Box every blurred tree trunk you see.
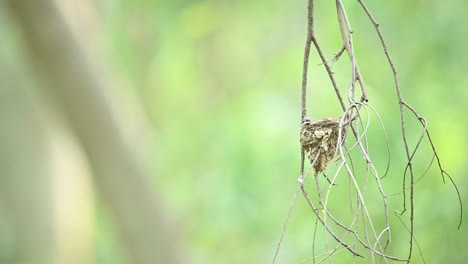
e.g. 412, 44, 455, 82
5, 1, 183, 264
0, 80, 53, 263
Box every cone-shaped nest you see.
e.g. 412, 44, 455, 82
300, 117, 347, 172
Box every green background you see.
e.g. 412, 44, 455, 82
0, 0, 467, 263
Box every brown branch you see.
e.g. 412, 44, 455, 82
355, 1, 416, 261
272, 163, 315, 263
356, 1, 462, 261
403, 103, 463, 229
291, 0, 457, 262
301, 176, 364, 258
336, 0, 368, 102
301, 0, 315, 121
311, 36, 347, 111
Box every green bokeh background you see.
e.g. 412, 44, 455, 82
0, 0, 467, 263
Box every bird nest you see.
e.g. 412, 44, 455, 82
300, 117, 348, 172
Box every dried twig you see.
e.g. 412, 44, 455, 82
357, 1, 462, 262
274, 0, 460, 263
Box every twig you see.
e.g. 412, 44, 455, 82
403, 102, 463, 229
301, 0, 315, 121
357, 2, 462, 262
395, 212, 427, 264
272, 160, 316, 264
301, 178, 364, 258
336, 0, 368, 103
355, 1, 416, 261
282, 0, 459, 262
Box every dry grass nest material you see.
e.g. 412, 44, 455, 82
300, 117, 348, 172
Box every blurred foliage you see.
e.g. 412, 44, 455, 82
1, 0, 467, 263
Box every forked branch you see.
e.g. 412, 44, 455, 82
274, 1, 460, 263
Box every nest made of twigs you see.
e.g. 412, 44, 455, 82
300, 117, 348, 173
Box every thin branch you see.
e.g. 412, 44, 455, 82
311, 36, 347, 111
403, 102, 463, 229
364, 103, 391, 179
395, 212, 426, 264
356, 1, 416, 261
357, 1, 462, 261
286, 0, 458, 263
301, 0, 315, 121
336, 0, 368, 102
301, 180, 364, 258
272, 164, 314, 263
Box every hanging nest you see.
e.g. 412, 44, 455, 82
300, 117, 348, 172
